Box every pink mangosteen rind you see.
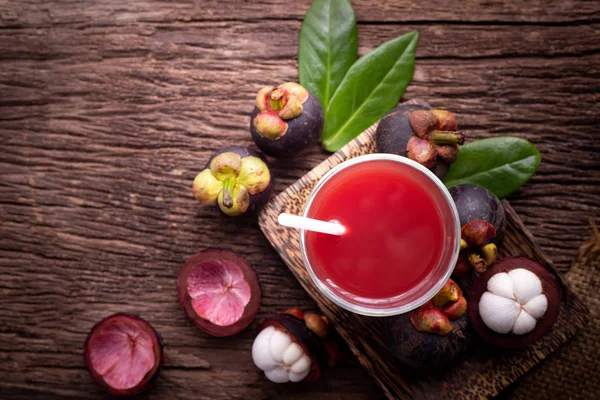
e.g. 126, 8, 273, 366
177, 249, 261, 337
84, 313, 164, 397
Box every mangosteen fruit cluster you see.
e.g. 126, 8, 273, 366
84, 314, 163, 396
469, 257, 561, 348
177, 249, 261, 337
450, 184, 506, 276
252, 309, 339, 383
250, 82, 324, 157
179, 82, 334, 387
386, 279, 471, 369
376, 104, 465, 178
192, 82, 325, 217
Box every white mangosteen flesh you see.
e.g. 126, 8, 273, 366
523, 294, 548, 319
479, 268, 548, 335
486, 272, 515, 299
508, 268, 543, 303
252, 326, 311, 383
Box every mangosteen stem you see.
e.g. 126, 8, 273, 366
428, 131, 465, 145
269, 89, 285, 111
222, 179, 234, 208
468, 252, 487, 273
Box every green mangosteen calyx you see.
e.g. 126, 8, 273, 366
410, 279, 467, 335
253, 83, 309, 140
193, 151, 271, 217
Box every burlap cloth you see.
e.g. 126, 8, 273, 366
508, 221, 600, 400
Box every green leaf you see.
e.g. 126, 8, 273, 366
298, 0, 358, 108
321, 31, 418, 152
443, 137, 542, 198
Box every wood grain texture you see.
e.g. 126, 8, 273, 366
0, 0, 599, 398
258, 107, 589, 399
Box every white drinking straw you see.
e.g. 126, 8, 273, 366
277, 213, 346, 236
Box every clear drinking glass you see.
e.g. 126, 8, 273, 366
299, 154, 461, 317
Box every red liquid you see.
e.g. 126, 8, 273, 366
305, 160, 447, 299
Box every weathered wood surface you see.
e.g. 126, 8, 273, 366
258, 115, 589, 400
0, 0, 598, 399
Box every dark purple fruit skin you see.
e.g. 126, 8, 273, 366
376, 103, 449, 178
449, 184, 506, 247
261, 314, 326, 382
250, 91, 323, 158
84, 313, 164, 397
376, 103, 431, 157
205, 145, 273, 215
385, 312, 472, 370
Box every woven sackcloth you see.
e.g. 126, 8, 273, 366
510, 221, 600, 400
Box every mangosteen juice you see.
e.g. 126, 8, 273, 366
302, 155, 460, 315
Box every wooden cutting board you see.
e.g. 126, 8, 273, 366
257, 100, 589, 400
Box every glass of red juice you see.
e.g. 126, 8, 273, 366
300, 154, 461, 316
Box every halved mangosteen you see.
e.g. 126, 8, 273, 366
177, 249, 261, 337
252, 313, 326, 383
84, 313, 163, 396
468, 257, 561, 348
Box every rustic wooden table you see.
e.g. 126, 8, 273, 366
1, 1, 598, 399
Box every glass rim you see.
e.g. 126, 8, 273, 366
299, 153, 461, 317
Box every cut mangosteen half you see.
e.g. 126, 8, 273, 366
252, 314, 324, 383
468, 257, 561, 348
84, 313, 163, 396
177, 249, 261, 337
